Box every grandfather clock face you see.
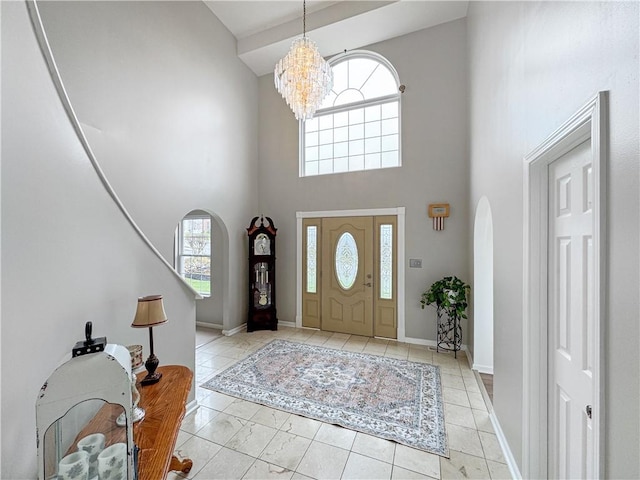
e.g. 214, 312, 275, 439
254, 233, 271, 255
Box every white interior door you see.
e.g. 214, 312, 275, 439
547, 139, 595, 479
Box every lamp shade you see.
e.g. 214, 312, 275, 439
131, 295, 168, 328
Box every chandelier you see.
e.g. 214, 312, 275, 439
274, 0, 333, 121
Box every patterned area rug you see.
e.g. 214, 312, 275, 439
202, 339, 449, 457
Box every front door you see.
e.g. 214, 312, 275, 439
547, 139, 595, 479
320, 216, 374, 336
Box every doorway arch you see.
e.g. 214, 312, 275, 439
473, 196, 494, 373
175, 209, 230, 331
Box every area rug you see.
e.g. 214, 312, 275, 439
202, 339, 448, 457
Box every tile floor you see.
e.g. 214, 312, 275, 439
196, 327, 224, 349
169, 327, 512, 480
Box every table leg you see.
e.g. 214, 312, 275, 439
170, 454, 193, 474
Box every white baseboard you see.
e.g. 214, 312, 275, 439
403, 336, 468, 352
287, 322, 469, 353
402, 336, 436, 347
473, 363, 494, 375
185, 399, 199, 417
465, 349, 474, 370
222, 321, 296, 334
490, 410, 522, 479
472, 361, 518, 479
196, 321, 223, 330
222, 323, 246, 336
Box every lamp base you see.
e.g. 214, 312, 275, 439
141, 352, 162, 386
141, 371, 162, 386
116, 406, 145, 427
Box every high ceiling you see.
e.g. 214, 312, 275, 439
203, 1, 469, 76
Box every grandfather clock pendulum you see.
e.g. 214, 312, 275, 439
247, 215, 277, 331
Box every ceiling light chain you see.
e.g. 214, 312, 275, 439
274, 0, 333, 121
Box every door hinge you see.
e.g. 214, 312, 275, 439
586, 405, 592, 419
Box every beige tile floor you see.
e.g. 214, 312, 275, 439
169, 327, 512, 480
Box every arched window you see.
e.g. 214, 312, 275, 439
175, 212, 211, 297
301, 51, 401, 177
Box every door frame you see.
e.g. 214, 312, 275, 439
522, 92, 607, 479
296, 207, 406, 340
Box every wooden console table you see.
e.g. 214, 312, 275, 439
136, 365, 193, 480
68, 365, 193, 480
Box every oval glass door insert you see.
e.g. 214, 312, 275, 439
335, 232, 358, 289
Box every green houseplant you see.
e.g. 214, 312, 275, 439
420, 276, 470, 355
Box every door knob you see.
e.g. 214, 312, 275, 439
363, 282, 372, 287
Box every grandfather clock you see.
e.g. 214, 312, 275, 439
247, 216, 277, 331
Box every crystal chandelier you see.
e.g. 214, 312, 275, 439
274, 0, 333, 121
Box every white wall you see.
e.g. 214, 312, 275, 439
1, 1, 258, 477
1, 3, 196, 478
467, 2, 639, 477
258, 18, 470, 342
37, 0, 259, 332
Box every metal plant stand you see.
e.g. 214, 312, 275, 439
436, 312, 462, 358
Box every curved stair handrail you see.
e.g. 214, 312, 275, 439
26, 0, 202, 299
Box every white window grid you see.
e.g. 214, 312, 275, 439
176, 216, 211, 297
300, 52, 402, 177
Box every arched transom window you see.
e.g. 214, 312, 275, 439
301, 51, 401, 177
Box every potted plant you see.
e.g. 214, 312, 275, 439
420, 276, 470, 356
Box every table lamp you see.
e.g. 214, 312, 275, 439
131, 295, 168, 386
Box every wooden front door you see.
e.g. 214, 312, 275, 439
302, 215, 397, 338
321, 216, 374, 336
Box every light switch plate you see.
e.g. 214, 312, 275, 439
409, 258, 422, 268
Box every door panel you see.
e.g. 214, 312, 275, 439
302, 219, 321, 328
374, 216, 397, 338
548, 140, 594, 479
321, 216, 373, 336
